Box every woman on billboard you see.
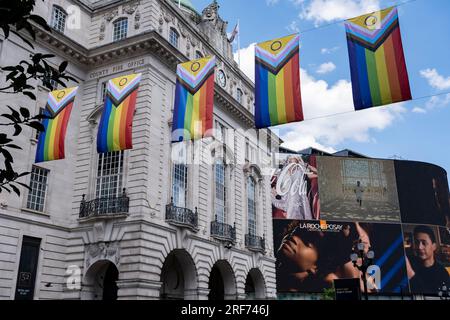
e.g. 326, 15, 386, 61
271, 155, 318, 220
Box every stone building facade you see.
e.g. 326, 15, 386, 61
0, 0, 279, 300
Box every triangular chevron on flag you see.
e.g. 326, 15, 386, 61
107, 73, 142, 107
255, 34, 300, 74
45, 87, 78, 118
176, 56, 216, 94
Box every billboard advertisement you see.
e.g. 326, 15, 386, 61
273, 219, 407, 294
272, 154, 450, 296
395, 161, 450, 227
403, 224, 450, 294
271, 154, 320, 220
317, 157, 400, 222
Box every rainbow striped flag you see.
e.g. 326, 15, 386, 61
171, 56, 215, 142
97, 73, 142, 153
35, 87, 78, 163
345, 7, 411, 110
255, 34, 303, 129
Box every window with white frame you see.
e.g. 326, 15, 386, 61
113, 18, 128, 42
51, 6, 67, 33
169, 28, 179, 48
236, 88, 243, 104
247, 177, 257, 236
101, 81, 108, 102
215, 160, 226, 223
26, 166, 49, 212
172, 145, 188, 207
95, 151, 124, 199
245, 137, 250, 161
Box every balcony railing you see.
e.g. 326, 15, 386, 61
79, 189, 129, 219
165, 198, 198, 230
211, 220, 236, 243
245, 234, 265, 253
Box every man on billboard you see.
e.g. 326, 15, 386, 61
354, 181, 364, 207
406, 225, 450, 294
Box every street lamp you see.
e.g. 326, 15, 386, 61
438, 282, 449, 300
350, 238, 375, 301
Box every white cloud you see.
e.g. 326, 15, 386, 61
321, 46, 340, 54
300, 0, 380, 25
412, 107, 427, 114
420, 68, 450, 90
316, 62, 336, 74
286, 20, 300, 33
234, 43, 406, 152
266, 0, 280, 6
425, 93, 450, 110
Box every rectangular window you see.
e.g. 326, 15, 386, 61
101, 81, 108, 102
51, 6, 67, 33
172, 164, 188, 208
26, 166, 49, 212
113, 18, 128, 42
247, 179, 257, 236
245, 138, 249, 161
95, 151, 124, 199
34, 108, 45, 140
15, 236, 41, 300
215, 162, 226, 223
169, 28, 179, 48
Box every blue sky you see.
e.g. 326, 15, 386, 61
191, 0, 450, 174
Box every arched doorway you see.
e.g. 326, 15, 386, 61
208, 260, 236, 300
160, 249, 198, 300
82, 260, 119, 300
245, 268, 266, 299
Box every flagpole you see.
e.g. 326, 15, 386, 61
237, 19, 241, 69
178, 0, 181, 8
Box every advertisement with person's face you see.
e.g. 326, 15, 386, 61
274, 219, 407, 294
271, 154, 320, 220
395, 161, 450, 227
317, 157, 401, 222
403, 224, 450, 295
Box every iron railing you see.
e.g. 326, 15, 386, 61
165, 198, 198, 230
211, 220, 236, 243
245, 234, 265, 253
79, 188, 129, 218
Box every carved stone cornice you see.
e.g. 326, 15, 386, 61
215, 85, 254, 128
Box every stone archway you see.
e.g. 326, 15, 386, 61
208, 260, 237, 300
82, 260, 119, 300
245, 268, 266, 299
160, 249, 198, 300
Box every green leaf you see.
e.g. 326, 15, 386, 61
17, 182, 31, 191
6, 106, 21, 122
1, 186, 11, 193
1, 114, 17, 123
1, 148, 14, 163
29, 15, 51, 31
13, 125, 22, 136
27, 121, 45, 132
0, 135, 13, 144
4, 144, 22, 150
20, 107, 30, 118
10, 184, 20, 196
59, 61, 68, 73
2, 66, 17, 71
23, 91, 36, 100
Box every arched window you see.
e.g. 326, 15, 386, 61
215, 159, 227, 223
236, 88, 243, 104
247, 177, 256, 236
113, 18, 128, 42
195, 51, 203, 59
169, 28, 180, 48
51, 6, 67, 33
